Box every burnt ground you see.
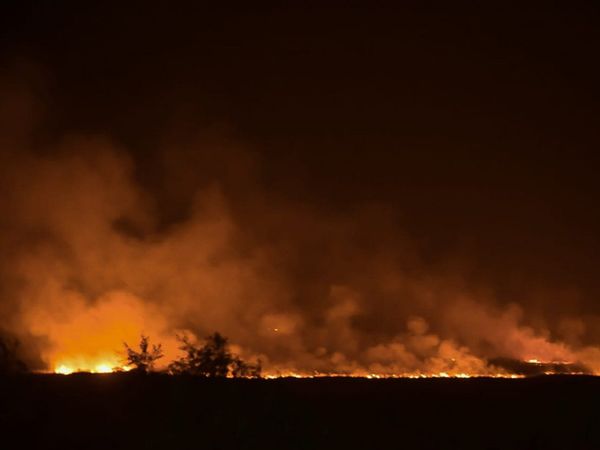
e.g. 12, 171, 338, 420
1, 374, 599, 450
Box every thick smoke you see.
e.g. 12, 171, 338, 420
0, 81, 598, 375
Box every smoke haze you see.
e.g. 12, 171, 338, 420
1, 4, 600, 375
1, 79, 598, 375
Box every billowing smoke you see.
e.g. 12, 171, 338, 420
1, 79, 598, 376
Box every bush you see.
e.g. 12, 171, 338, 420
123, 335, 164, 373
169, 332, 261, 378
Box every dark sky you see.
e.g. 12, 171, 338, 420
2, 3, 600, 366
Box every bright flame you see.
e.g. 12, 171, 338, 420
53, 355, 132, 374
94, 363, 114, 373
55, 365, 74, 375
34, 292, 178, 375
262, 370, 525, 379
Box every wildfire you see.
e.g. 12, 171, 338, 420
55, 365, 74, 375
51, 360, 530, 378
261, 371, 525, 379
53, 357, 132, 374
94, 363, 117, 373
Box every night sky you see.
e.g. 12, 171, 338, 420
1, 3, 600, 373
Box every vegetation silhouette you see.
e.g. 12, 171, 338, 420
0, 334, 27, 375
123, 335, 164, 373
169, 332, 261, 378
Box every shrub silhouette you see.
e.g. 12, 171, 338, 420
169, 332, 261, 378
0, 335, 27, 375
230, 354, 262, 378
124, 335, 163, 373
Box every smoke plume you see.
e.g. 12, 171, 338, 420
0, 79, 598, 376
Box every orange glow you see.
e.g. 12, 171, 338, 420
55, 365, 74, 375
26, 291, 179, 374
261, 370, 525, 379
94, 363, 115, 373
29, 292, 589, 378
261, 373, 525, 379
53, 356, 132, 374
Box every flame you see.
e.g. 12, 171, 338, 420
49, 367, 534, 378
55, 365, 74, 375
53, 355, 132, 374
54, 363, 132, 374
28, 291, 179, 374
261, 370, 525, 379
51, 359, 529, 378
94, 363, 116, 373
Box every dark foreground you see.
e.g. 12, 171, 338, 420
1, 374, 599, 450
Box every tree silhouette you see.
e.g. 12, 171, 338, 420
124, 335, 163, 373
231, 355, 262, 378
169, 332, 261, 378
0, 335, 27, 375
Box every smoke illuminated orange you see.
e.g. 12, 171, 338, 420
4, 143, 600, 379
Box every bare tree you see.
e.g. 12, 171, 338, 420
124, 335, 163, 373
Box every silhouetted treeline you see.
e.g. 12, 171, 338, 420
169, 332, 261, 377
124, 332, 261, 378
